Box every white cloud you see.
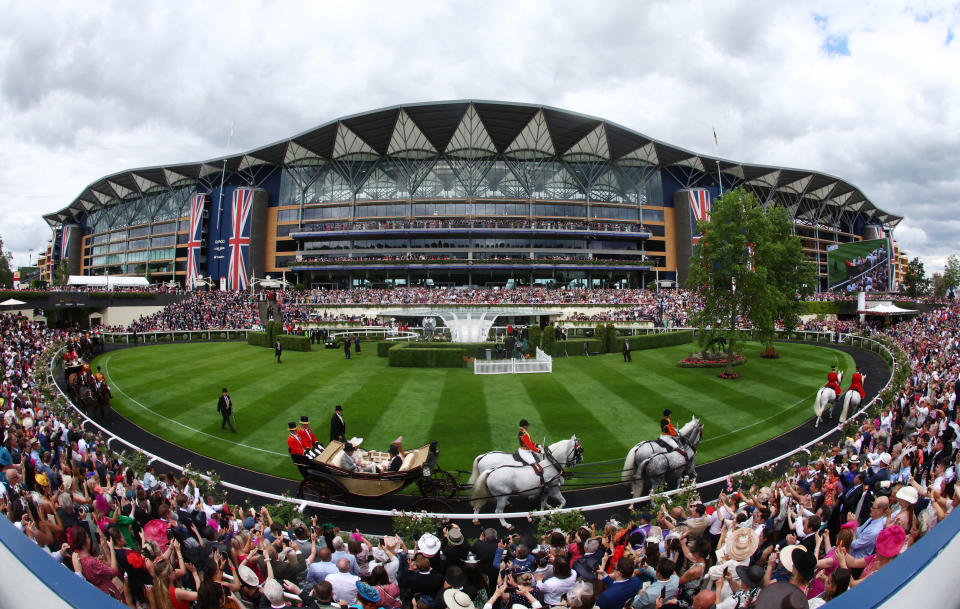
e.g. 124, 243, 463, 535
0, 0, 958, 275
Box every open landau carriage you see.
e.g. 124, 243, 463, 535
296, 440, 464, 506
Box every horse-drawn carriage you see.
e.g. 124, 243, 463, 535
296, 440, 465, 507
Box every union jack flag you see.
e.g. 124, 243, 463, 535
59, 225, 73, 261
689, 190, 711, 245
227, 189, 253, 290
186, 194, 206, 288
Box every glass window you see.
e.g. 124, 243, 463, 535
128, 239, 149, 250
129, 226, 150, 238
278, 209, 299, 222
152, 221, 177, 234
110, 230, 126, 242
642, 208, 664, 222
92, 233, 109, 245
150, 248, 175, 260
152, 235, 176, 248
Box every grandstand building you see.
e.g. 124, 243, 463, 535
38, 101, 902, 290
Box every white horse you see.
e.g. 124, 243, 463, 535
838, 375, 865, 424
622, 418, 702, 501
468, 437, 579, 487
814, 370, 843, 427
470, 437, 583, 528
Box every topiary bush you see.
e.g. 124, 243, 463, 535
247, 331, 272, 348
277, 334, 311, 351
388, 344, 466, 368
542, 325, 556, 355
528, 326, 542, 354
553, 338, 602, 357
624, 330, 694, 351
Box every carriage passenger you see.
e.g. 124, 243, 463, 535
341, 443, 375, 473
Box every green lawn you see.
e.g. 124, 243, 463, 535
94, 340, 854, 480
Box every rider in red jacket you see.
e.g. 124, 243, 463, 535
825, 366, 842, 395
846, 367, 865, 399
518, 419, 540, 464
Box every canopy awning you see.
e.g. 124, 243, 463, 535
858, 302, 920, 316
66, 275, 150, 288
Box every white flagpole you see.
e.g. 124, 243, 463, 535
713, 127, 723, 195
215, 121, 234, 231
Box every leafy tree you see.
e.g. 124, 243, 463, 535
943, 255, 960, 290
931, 273, 946, 299
0, 234, 12, 288
688, 188, 808, 375
901, 257, 929, 297
749, 206, 815, 354
53, 259, 70, 287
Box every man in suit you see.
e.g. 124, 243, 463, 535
330, 405, 345, 443
275, 339, 283, 364
217, 388, 235, 432
344, 338, 351, 359
623, 339, 632, 363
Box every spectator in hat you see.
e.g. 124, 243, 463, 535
835, 525, 906, 586
356, 581, 382, 609
715, 563, 764, 609
330, 405, 345, 443
753, 581, 807, 609
443, 589, 476, 609
217, 388, 235, 433
418, 532, 447, 572
443, 524, 469, 567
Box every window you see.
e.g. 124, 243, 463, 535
151, 235, 176, 248
152, 222, 177, 234
277, 209, 299, 222
128, 239, 149, 250
642, 209, 664, 222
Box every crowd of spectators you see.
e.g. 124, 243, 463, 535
127, 291, 258, 333
299, 220, 648, 234
2, 294, 960, 607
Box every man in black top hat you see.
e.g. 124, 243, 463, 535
217, 388, 235, 432
386, 444, 403, 472
330, 405, 345, 443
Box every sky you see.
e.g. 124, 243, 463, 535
0, 1, 957, 273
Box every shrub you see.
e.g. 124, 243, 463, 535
388, 344, 466, 368
528, 326, 542, 354
625, 330, 694, 351
604, 322, 617, 353
800, 301, 855, 315
0, 290, 50, 300
553, 339, 602, 357
247, 331, 272, 348
542, 325, 556, 355
277, 334, 311, 352
377, 341, 395, 357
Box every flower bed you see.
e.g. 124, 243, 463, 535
677, 355, 746, 368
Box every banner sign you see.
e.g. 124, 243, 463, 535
688, 189, 711, 245
227, 188, 253, 290
186, 194, 206, 287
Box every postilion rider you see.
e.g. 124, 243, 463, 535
659, 409, 680, 450
517, 419, 541, 465
825, 365, 843, 397
847, 366, 866, 400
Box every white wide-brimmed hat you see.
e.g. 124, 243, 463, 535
418, 532, 441, 556
726, 527, 759, 562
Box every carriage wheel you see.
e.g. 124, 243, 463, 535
297, 478, 346, 504
418, 469, 459, 498
411, 496, 452, 513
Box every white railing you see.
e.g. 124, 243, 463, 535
102, 329, 252, 343
329, 327, 417, 341
474, 347, 552, 375
51, 333, 895, 521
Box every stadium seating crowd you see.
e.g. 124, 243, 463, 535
1, 296, 959, 608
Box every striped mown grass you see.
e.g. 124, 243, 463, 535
94, 340, 853, 480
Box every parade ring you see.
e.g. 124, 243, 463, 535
55, 334, 891, 532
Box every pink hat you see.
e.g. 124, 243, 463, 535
840, 520, 859, 531
875, 525, 905, 558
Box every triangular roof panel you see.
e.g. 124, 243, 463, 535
563, 124, 610, 160
618, 142, 658, 166
333, 123, 379, 160
108, 181, 133, 199
284, 141, 324, 166
505, 110, 555, 159
387, 109, 437, 158
445, 104, 497, 158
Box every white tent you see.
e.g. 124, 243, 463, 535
67, 275, 150, 289
858, 301, 920, 316
0, 298, 26, 307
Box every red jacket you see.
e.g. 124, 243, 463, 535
847, 373, 865, 399
519, 430, 539, 452
826, 371, 842, 393
298, 427, 318, 448
287, 434, 305, 457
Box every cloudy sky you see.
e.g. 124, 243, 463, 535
1, 1, 957, 272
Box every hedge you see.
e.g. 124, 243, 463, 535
388, 344, 467, 368
528, 326, 542, 353
88, 291, 157, 299
551, 339, 603, 357
624, 330, 694, 351
247, 332, 272, 348
277, 334, 311, 352
377, 341, 395, 357
800, 301, 855, 315
0, 290, 49, 300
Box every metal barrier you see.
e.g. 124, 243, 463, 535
475, 347, 553, 374
102, 329, 251, 343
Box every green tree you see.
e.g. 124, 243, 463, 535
542, 325, 556, 355
749, 206, 815, 354
53, 259, 69, 287
688, 188, 808, 375
931, 273, 946, 299
0, 234, 12, 288
901, 257, 929, 297
943, 255, 960, 290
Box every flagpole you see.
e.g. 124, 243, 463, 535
713, 126, 723, 195
215, 121, 234, 231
